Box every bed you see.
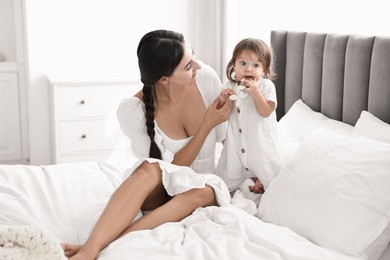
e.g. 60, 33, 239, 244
1, 30, 390, 260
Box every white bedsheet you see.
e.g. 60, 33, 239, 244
99, 206, 360, 260
0, 160, 363, 259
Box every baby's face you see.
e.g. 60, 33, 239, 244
234, 49, 263, 82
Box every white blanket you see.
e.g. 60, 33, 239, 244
0, 161, 364, 260
99, 206, 359, 260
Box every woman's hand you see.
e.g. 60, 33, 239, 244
203, 97, 232, 131
217, 89, 234, 109
248, 177, 265, 194
171, 96, 231, 167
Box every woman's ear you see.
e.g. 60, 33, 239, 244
158, 76, 169, 85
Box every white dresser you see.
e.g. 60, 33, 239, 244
49, 76, 138, 163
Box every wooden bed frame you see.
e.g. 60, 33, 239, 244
271, 30, 390, 125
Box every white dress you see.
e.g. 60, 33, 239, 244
116, 61, 230, 206
216, 78, 283, 192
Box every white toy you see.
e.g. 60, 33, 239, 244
229, 81, 249, 107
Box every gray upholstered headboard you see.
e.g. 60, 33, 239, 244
271, 30, 390, 125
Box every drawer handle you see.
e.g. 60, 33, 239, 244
80, 100, 86, 105
81, 134, 87, 139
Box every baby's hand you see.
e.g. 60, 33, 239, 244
240, 76, 259, 96
217, 89, 234, 109
248, 177, 265, 194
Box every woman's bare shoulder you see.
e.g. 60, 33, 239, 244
134, 90, 143, 100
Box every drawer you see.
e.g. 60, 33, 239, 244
58, 120, 131, 154
58, 149, 133, 164
56, 85, 133, 118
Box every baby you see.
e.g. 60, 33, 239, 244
216, 38, 283, 205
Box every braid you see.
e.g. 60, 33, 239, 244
136, 30, 184, 160
142, 84, 162, 159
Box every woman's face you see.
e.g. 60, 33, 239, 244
233, 49, 264, 82
169, 41, 201, 86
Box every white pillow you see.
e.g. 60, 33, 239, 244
258, 128, 390, 260
277, 126, 301, 163
354, 110, 390, 144
278, 99, 353, 142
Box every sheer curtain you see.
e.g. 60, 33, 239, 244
186, 0, 262, 82
186, 0, 226, 80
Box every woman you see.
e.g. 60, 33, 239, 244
62, 30, 232, 259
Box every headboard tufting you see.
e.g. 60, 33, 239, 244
271, 30, 390, 125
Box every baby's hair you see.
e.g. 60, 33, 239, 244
226, 38, 276, 82
137, 30, 185, 159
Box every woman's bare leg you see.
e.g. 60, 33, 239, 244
119, 185, 217, 236
64, 163, 218, 259
64, 185, 217, 258
65, 161, 166, 259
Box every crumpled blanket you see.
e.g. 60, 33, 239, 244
0, 226, 66, 260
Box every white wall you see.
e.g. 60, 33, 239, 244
225, 0, 390, 54
25, 0, 190, 164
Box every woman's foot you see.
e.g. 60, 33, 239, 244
69, 251, 97, 260
62, 243, 101, 260
61, 243, 82, 258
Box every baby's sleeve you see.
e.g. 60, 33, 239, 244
261, 80, 278, 105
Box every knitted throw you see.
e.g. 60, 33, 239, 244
0, 226, 66, 260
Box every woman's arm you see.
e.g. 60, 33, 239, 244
171, 98, 232, 167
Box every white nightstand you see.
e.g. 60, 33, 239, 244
49, 75, 138, 163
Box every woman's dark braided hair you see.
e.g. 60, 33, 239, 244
136, 30, 185, 159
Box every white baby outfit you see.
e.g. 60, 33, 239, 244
216, 78, 283, 194
117, 62, 231, 206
